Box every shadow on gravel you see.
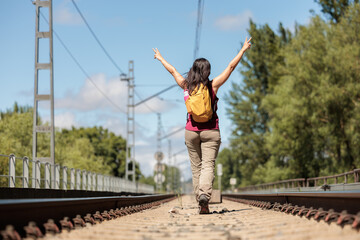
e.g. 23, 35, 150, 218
211, 208, 253, 214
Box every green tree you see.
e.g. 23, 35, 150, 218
221, 2, 360, 187
315, 0, 359, 23
60, 126, 127, 177
139, 174, 155, 187
55, 131, 111, 174
214, 148, 241, 190
264, 3, 360, 178
0, 103, 146, 184
225, 21, 290, 185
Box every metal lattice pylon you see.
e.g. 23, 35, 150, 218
155, 113, 163, 192
32, 0, 55, 189
123, 61, 135, 182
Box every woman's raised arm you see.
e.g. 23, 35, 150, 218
153, 48, 185, 88
212, 37, 252, 94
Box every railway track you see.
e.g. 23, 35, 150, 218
223, 191, 360, 229
41, 195, 359, 240
1, 191, 359, 239
0, 194, 175, 239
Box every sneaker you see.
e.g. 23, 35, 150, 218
198, 194, 210, 214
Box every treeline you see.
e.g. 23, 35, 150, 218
216, 0, 360, 189
0, 103, 146, 182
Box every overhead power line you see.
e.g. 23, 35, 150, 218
35, 5, 126, 114
71, 1, 180, 115
194, 0, 205, 60
71, 0, 125, 74
134, 90, 159, 114
134, 84, 177, 107
53, 31, 126, 113
160, 127, 184, 140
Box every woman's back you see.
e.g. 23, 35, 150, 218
185, 80, 219, 131
152, 37, 252, 214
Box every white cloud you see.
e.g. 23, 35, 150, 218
39, 111, 77, 130
56, 73, 127, 112
214, 10, 253, 31
128, 120, 189, 177
135, 134, 191, 178
101, 115, 127, 137
135, 97, 177, 114
53, 73, 186, 177
56, 73, 175, 114
54, 4, 82, 25
166, 125, 185, 140
55, 112, 78, 129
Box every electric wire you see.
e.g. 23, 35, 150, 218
159, 98, 182, 103
34, 3, 126, 114
134, 84, 177, 107
136, 84, 175, 87
71, 0, 171, 116
52, 30, 127, 114
71, 0, 125, 74
160, 127, 184, 140
134, 90, 159, 114
31, 1, 185, 174
194, 0, 205, 60
32, 0, 180, 137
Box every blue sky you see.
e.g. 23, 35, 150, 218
0, 0, 322, 179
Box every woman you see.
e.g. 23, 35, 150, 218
153, 37, 252, 214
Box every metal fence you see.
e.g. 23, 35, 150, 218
237, 169, 360, 192
0, 154, 154, 194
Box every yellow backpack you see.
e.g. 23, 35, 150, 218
185, 83, 213, 122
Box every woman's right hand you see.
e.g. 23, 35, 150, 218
241, 37, 252, 52
153, 48, 163, 61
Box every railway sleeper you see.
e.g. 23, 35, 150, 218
226, 197, 360, 230
84, 213, 96, 225
0, 225, 21, 240
352, 213, 360, 229
44, 219, 60, 235
72, 215, 86, 228
324, 209, 341, 223
291, 205, 305, 215
101, 210, 112, 220
24, 221, 43, 239
60, 217, 74, 231
108, 209, 118, 219
314, 208, 329, 221
0, 196, 175, 239
93, 211, 104, 222
284, 204, 296, 213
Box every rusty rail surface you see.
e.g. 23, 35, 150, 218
223, 191, 360, 230
0, 194, 176, 239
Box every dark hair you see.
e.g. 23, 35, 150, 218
183, 58, 211, 95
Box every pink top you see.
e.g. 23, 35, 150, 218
184, 81, 219, 131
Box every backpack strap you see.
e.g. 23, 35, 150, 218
207, 81, 217, 112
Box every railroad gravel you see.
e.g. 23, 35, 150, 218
45, 195, 359, 240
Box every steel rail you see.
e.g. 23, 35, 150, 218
223, 191, 360, 229
0, 194, 175, 238
223, 191, 360, 214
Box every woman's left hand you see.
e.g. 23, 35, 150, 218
153, 48, 163, 61
241, 37, 252, 51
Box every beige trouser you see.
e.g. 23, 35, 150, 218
185, 129, 221, 202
